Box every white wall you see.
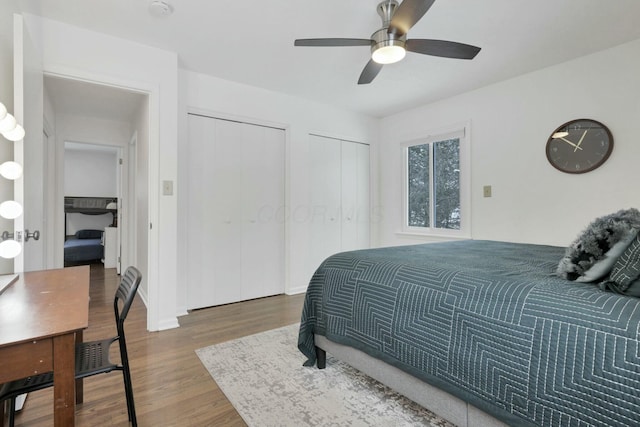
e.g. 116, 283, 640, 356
379, 38, 640, 248
64, 148, 117, 196
65, 213, 112, 236
24, 14, 179, 331
178, 70, 380, 313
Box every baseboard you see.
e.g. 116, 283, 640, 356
157, 317, 180, 330
286, 284, 308, 295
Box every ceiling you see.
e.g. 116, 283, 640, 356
45, 75, 146, 124
21, 0, 640, 118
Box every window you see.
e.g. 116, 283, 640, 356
403, 125, 469, 237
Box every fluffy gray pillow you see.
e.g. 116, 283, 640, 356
557, 208, 640, 281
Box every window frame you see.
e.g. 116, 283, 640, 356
400, 123, 471, 239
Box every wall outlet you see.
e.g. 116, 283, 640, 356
483, 185, 492, 198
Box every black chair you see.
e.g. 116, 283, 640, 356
0, 266, 142, 427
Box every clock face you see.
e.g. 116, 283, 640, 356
546, 119, 613, 174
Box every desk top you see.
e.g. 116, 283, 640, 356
0, 266, 90, 347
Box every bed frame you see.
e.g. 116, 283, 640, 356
315, 335, 507, 427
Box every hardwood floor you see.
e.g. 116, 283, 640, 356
9, 264, 306, 426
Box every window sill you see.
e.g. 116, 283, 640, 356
396, 231, 471, 241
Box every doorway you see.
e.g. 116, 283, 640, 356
63, 142, 121, 270
43, 75, 147, 285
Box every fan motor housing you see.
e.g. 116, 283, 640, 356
377, 0, 399, 26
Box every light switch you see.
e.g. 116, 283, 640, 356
483, 185, 492, 198
162, 180, 173, 196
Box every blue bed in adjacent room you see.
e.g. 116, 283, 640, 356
63, 229, 104, 264
298, 238, 640, 427
63, 196, 117, 266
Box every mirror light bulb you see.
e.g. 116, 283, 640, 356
0, 162, 22, 180
0, 239, 21, 259
0, 200, 23, 219
0, 113, 17, 134
2, 124, 25, 141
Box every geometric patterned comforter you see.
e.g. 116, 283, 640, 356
298, 240, 640, 427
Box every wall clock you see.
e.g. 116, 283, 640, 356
546, 119, 613, 174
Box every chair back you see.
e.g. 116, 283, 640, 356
114, 266, 142, 331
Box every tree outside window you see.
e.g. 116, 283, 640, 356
406, 138, 460, 230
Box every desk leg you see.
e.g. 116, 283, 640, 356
75, 330, 83, 404
53, 334, 76, 426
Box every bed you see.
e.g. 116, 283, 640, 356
298, 239, 640, 427
64, 229, 104, 264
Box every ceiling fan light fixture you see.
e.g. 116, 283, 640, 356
372, 44, 406, 64
371, 28, 406, 64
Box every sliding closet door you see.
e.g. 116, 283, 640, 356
187, 114, 284, 309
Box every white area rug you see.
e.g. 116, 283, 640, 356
196, 324, 454, 427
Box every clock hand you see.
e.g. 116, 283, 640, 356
559, 137, 583, 150
574, 130, 587, 152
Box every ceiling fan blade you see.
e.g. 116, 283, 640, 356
294, 38, 373, 47
388, 0, 436, 36
358, 59, 384, 85
406, 39, 481, 59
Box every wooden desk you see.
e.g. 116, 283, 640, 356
0, 266, 90, 426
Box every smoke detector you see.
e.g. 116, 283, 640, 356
149, 1, 173, 17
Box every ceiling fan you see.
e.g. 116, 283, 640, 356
294, 0, 481, 84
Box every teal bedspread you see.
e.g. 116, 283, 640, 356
298, 240, 640, 427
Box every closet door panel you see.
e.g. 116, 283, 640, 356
340, 141, 370, 251
210, 119, 243, 305
186, 114, 209, 307
341, 141, 358, 251
258, 126, 286, 297
308, 135, 342, 274
355, 142, 371, 249
240, 124, 285, 300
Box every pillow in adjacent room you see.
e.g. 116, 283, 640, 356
75, 229, 103, 239
575, 230, 638, 282
557, 208, 640, 281
599, 233, 640, 296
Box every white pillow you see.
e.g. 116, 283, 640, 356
576, 230, 638, 282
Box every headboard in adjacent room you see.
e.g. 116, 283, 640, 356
64, 196, 118, 238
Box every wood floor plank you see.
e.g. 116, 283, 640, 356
9, 264, 306, 426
